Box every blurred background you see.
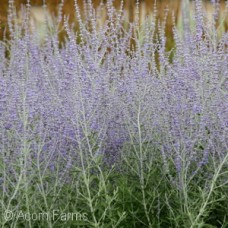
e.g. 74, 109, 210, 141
0, 0, 227, 47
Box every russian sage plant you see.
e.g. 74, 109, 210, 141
0, 0, 227, 227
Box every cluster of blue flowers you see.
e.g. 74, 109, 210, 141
0, 0, 227, 183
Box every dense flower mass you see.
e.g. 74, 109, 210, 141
1, 2, 227, 172
0, 1, 227, 227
